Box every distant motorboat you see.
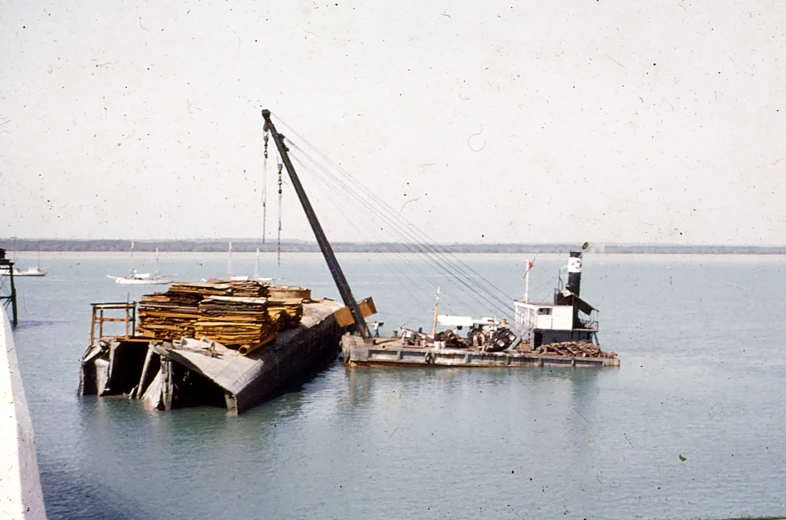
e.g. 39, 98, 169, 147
13, 265, 47, 277
108, 243, 174, 285
12, 250, 48, 277
108, 272, 172, 285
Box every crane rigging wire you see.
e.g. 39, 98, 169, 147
287, 143, 514, 318
289, 148, 512, 318
290, 155, 469, 317
262, 129, 269, 244
276, 160, 283, 272
288, 141, 509, 315
273, 115, 517, 307
285, 140, 514, 318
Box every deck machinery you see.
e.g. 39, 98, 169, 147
342, 252, 618, 368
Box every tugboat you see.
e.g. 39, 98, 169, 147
342, 251, 619, 368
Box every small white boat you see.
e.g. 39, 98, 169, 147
108, 243, 174, 285
12, 251, 48, 277
13, 266, 47, 277
108, 272, 171, 285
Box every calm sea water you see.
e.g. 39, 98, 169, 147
9, 252, 786, 520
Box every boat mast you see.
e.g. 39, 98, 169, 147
262, 109, 370, 338
155, 247, 160, 279
227, 241, 233, 279
128, 240, 135, 277
254, 248, 260, 279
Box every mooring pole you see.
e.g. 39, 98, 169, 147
0, 252, 18, 327
262, 109, 370, 338
9, 267, 17, 327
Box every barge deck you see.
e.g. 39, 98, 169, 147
80, 299, 350, 414
342, 335, 620, 368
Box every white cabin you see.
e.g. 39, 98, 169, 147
513, 289, 599, 347
513, 302, 575, 331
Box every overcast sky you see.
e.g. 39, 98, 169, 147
0, 0, 784, 245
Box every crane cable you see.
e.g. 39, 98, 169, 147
287, 142, 513, 318
273, 116, 515, 307
276, 160, 283, 272
262, 128, 269, 244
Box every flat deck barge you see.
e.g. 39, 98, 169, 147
78, 279, 376, 414
342, 335, 620, 368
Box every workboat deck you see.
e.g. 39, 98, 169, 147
342, 335, 620, 368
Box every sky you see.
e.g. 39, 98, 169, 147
0, 0, 784, 245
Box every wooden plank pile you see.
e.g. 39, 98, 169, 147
168, 281, 269, 298
136, 292, 201, 341
267, 298, 304, 329
136, 281, 305, 351
533, 341, 617, 359
195, 296, 274, 348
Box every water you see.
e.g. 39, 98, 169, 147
9, 252, 786, 519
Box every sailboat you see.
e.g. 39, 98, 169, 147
13, 251, 47, 277
107, 243, 173, 285
254, 248, 273, 283
202, 244, 273, 283
226, 241, 249, 281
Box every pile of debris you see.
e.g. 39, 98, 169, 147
532, 341, 617, 359
136, 281, 306, 353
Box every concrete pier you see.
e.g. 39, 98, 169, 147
0, 307, 47, 519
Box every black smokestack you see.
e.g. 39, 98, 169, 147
565, 251, 582, 296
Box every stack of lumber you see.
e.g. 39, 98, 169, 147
533, 341, 617, 359
136, 281, 304, 350
195, 296, 275, 348
267, 298, 304, 329
136, 292, 201, 341
169, 281, 268, 298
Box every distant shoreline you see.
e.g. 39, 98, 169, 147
2, 239, 786, 255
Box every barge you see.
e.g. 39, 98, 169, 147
78, 289, 371, 414
342, 252, 619, 368
78, 110, 379, 414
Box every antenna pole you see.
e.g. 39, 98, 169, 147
431, 287, 440, 338
262, 109, 369, 338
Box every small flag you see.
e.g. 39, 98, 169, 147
527, 260, 535, 270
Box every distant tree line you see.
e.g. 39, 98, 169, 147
1, 238, 785, 255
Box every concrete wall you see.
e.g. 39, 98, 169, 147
0, 307, 47, 519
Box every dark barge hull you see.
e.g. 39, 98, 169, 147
342, 335, 620, 368
79, 300, 344, 414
